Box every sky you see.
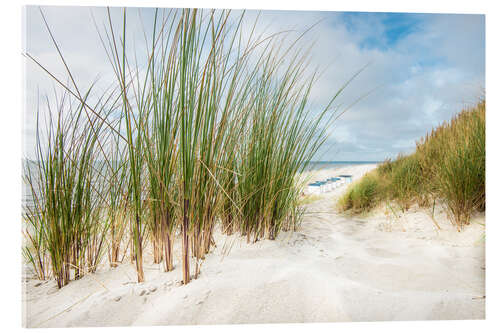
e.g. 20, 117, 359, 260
23, 6, 485, 162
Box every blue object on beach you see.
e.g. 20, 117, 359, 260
338, 175, 353, 183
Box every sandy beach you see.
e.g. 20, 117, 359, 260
22, 163, 485, 327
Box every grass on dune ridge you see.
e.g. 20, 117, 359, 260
338, 100, 485, 230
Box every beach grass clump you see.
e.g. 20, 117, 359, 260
22, 89, 110, 287
103, 8, 148, 283
337, 171, 381, 213
139, 9, 182, 273
24, 7, 359, 287
168, 8, 253, 283
338, 100, 485, 229
97, 8, 264, 283
233, 27, 351, 242
23, 159, 50, 280
235, 68, 326, 241
421, 100, 485, 228
387, 154, 423, 210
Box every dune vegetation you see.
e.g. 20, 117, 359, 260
338, 100, 485, 230
22, 8, 357, 288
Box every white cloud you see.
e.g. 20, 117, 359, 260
23, 6, 485, 161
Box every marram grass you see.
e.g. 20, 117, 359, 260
338, 100, 485, 230
23, 7, 358, 287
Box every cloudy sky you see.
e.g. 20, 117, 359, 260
23, 5, 485, 161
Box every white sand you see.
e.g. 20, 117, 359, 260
23, 164, 485, 327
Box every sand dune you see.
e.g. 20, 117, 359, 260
23, 164, 485, 327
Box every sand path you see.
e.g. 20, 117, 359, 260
24, 164, 485, 327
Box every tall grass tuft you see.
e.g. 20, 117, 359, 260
388, 154, 423, 210
235, 32, 343, 242
25, 7, 359, 286
337, 171, 380, 214
420, 101, 485, 228
23, 89, 109, 287
140, 9, 180, 272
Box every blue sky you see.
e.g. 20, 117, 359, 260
23, 6, 485, 161
340, 12, 423, 50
